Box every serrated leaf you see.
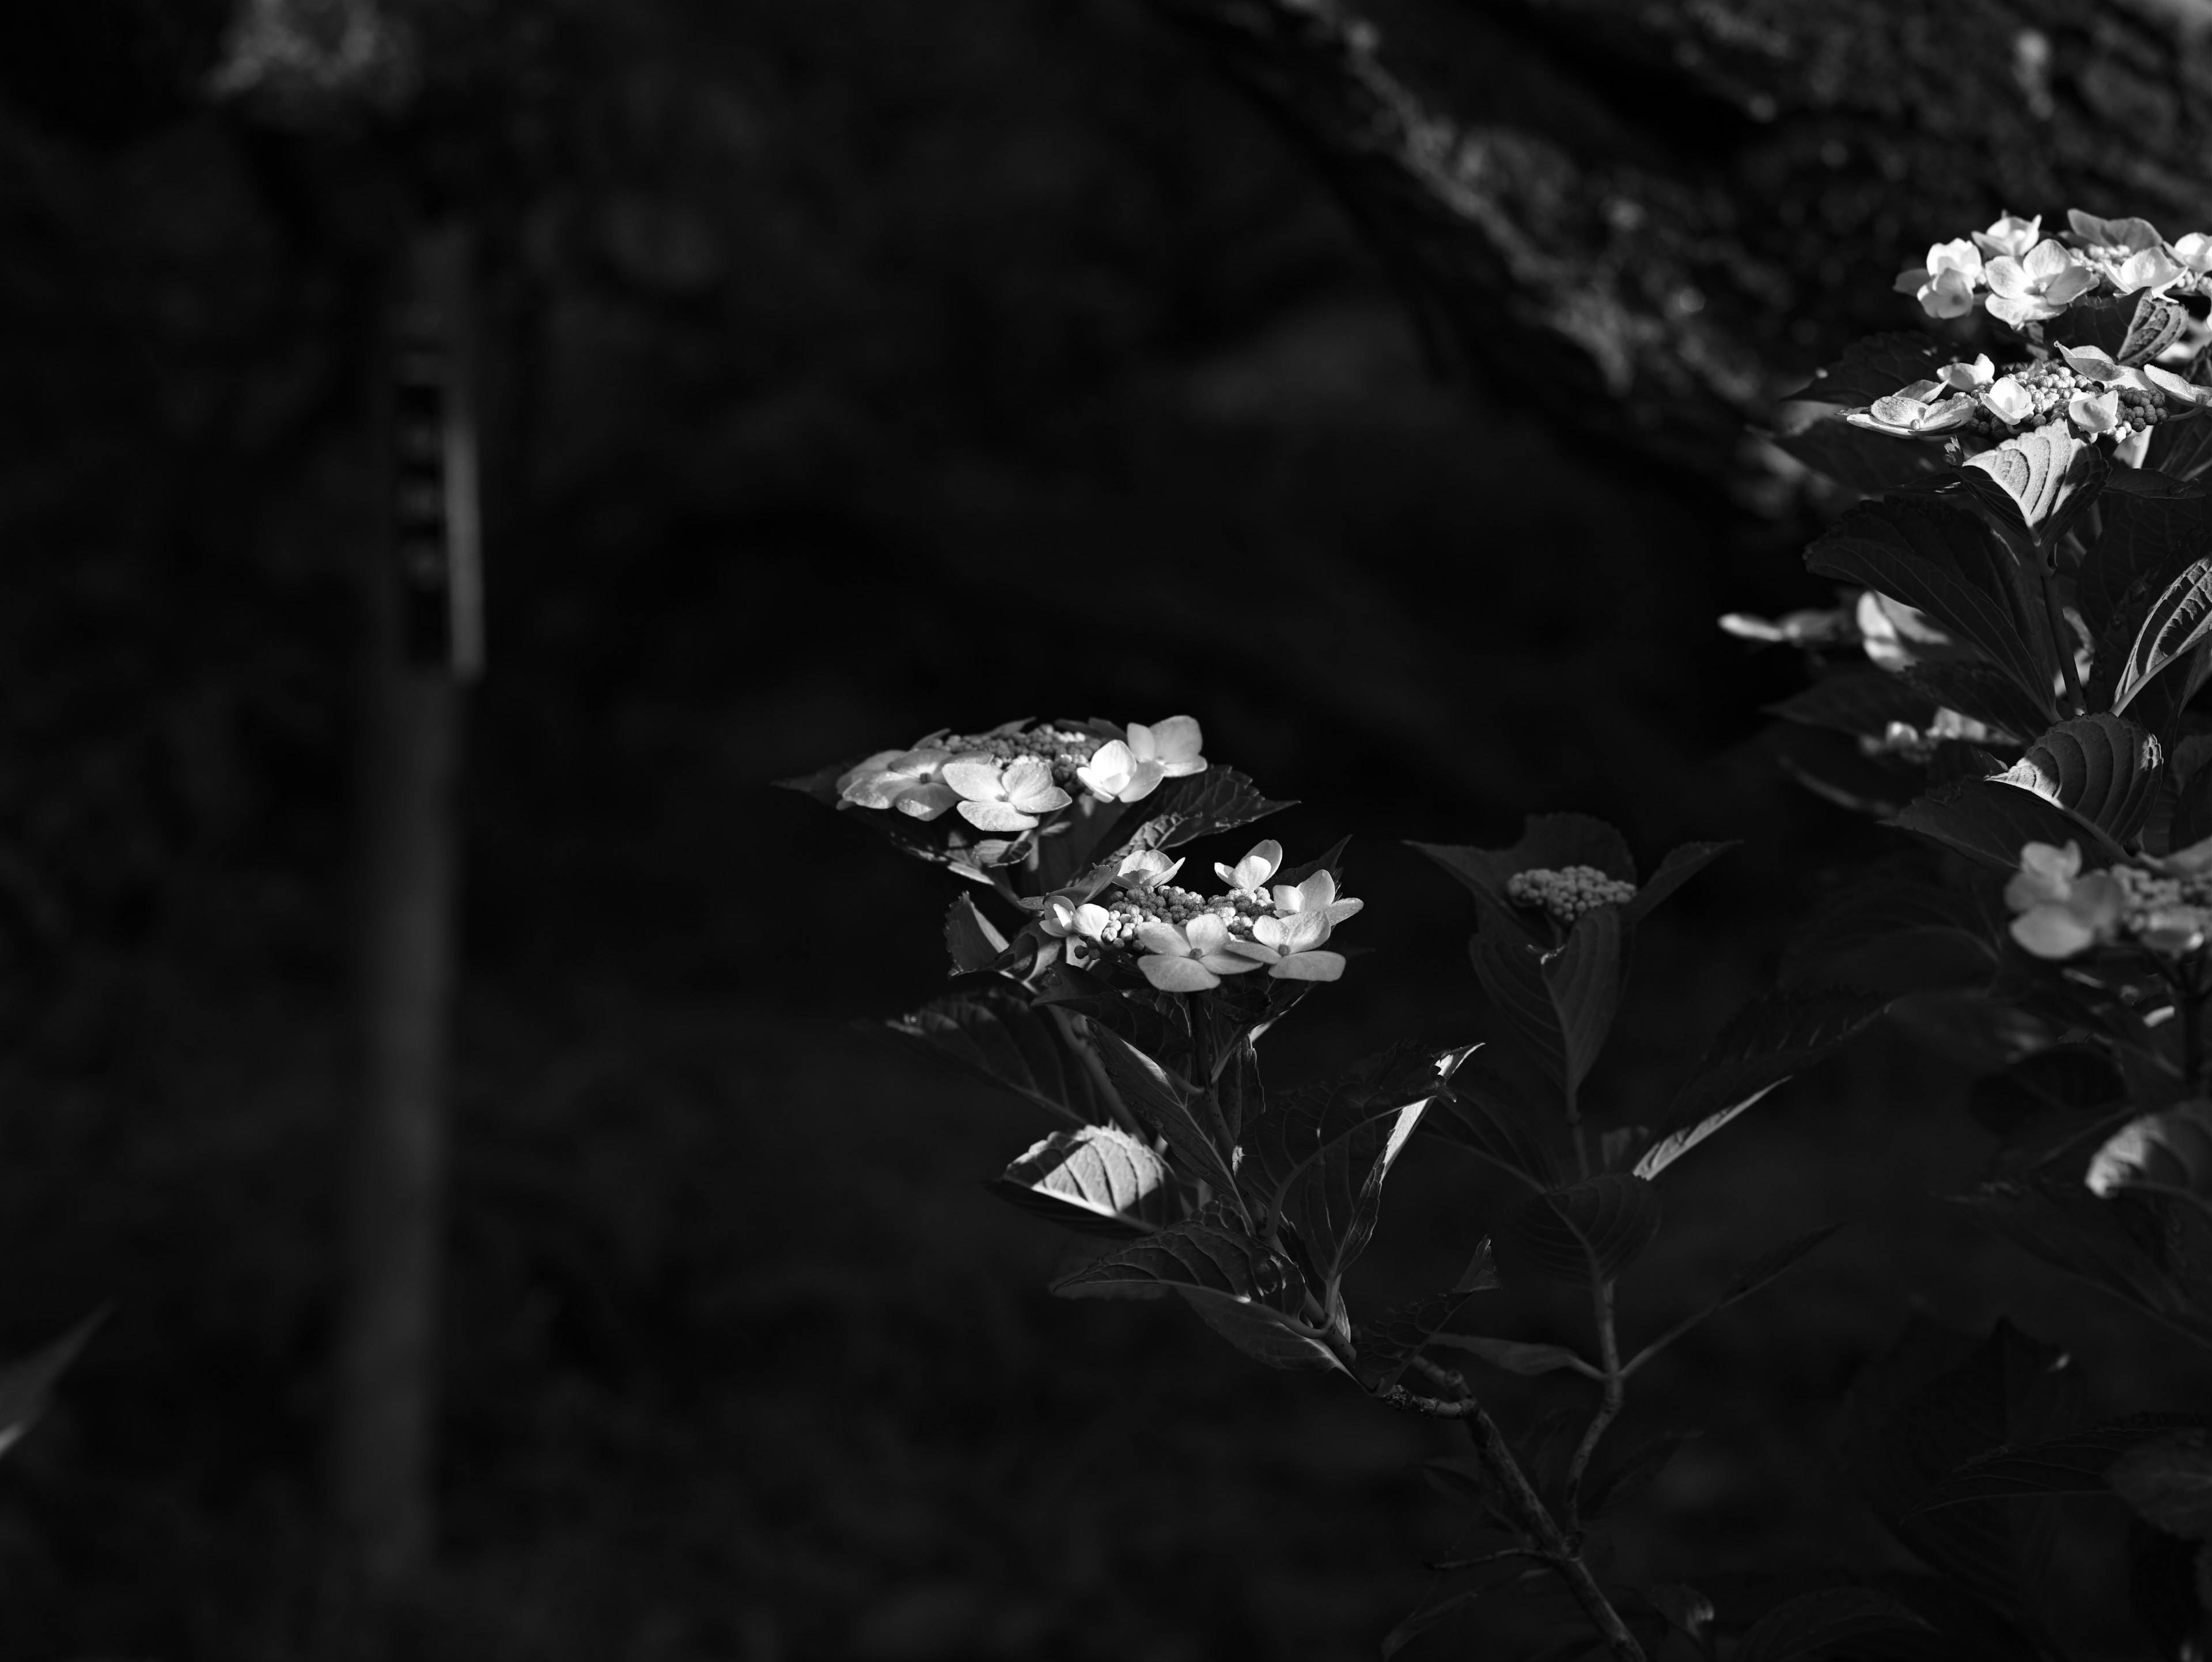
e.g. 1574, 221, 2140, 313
0, 1310, 104, 1462
1953, 422, 2106, 558
2120, 293, 2191, 366
2085, 1101, 2212, 1202
1910, 1414, 2212, 1513
1354, 1286, 1491, 1390
943, 894, 1010, 974
1805, 498, 2058, 723
1494, 1175, 1661, 1287
1663, 986, 1889, 1133
1765, 672, 1936, 739
885, 989, 1111, 1126
2116, 558, 2212, 717
1620, 841, 1735, 926
2110, 1432, 2212, 1541
987, 1124, 1170, 1239
1089, 1025, 1244, 1213
1471, 906, 1622, 1093
1897, 661, 2054, 743
1633, 1081, 1784, 1180
1426, 1332, 1594, 1376
1109, 767, 1293, 860
1995, 714, 2163, 841
1733, 1587, 1931, 1662
1888, 776, 2129, 870
1051, 1209, 1342, 1372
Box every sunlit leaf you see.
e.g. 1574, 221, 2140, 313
1494, 1175, 1661, 1287
2115, 558, 2212, 717
1888, 777, 2128, 871
1633, 1081, 1783, 1180
1952, 422, 2105, 560
1089, 1025, 1243, 1212
2085, 1101, 2212, 1203
987, 1124, 1171, 1239
1993, 714, 2163, 842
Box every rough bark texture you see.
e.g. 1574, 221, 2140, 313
1143, 0, 2212, 484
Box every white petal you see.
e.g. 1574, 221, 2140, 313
1077, 740, 1134, 798
1270, 951, 1345, 982
1013, 783, 1073, 815
1295, 872, 1337, 914
893, 783, 957, 820
1141, 955, 1219, 993
1220, 937, 1278, 963
1198, 952, 1264, 975
1147, 715, 1203, 766
1113, 760, 1165, 802
1072, 904, 1111, 940
1232, 840, 1283, 889
1251, 915, 1287, 949
940, 759, 1005, 801
2009, 906, 2095, 960
1122, 721, 1157, 763
1134, 921, 1189, 957
1183, 914, 1229, 953
1274, 911, 1332, 952
958, 800, 1037, 832
836, 750, 904, 802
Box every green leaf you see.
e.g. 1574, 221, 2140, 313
1765, 672, 1936, 739
1662, 986, 1889, 1134
1994, 714, 2164, 842
1051, 1207, 1343, 1373
1783, 331, 1953, 406
1951, 422, 2106, 561
1632, 1081, 1785, 1180
1471, 907, 1622, 1093
885, 989, 1112, 1126
1241, 1043, 1472, 1214
1898, 661, 2055, 744
2085, 1101, 2212, 1203
942, 894, 1010, 974
1952, 1178, 2212, 1346
1773, 417, 1950, 495
987, 1125, 1171, 1239
1380, 1580, 1488, 1659
1969, 1046, 2123, 1135
1887, 776, 2128, 870
2109, 1431, 2212, 1542
1425, 1332, 1595, 1377
1733, 1587, 1931, 1662
1429, 1057, 1567, 1190
1909, 1415, 2212, 1513
1585, 1433, 1695, 1520
2147, 406, 2212, 483
1288, 1079, 1432, 1297
1627, 1226, 1840, 1375
1804, 498, 2058, 722
1494, 1175, 1661, 1287
1089, 1025, 1244, 1214
2078, 490, 2212, 642
1110, 766, 1293, 858
1780, 864, 2000, 994
2116, 558, 2212, 717
1620, 841, 1736, 926
1354, 1286, 1491, 1390
0, 1310, 104, 1462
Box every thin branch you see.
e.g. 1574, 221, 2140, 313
1429, 1547, 1545, 1572
1563, 1274, 1626, 1526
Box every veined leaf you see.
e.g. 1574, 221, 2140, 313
1633, 1081, 1783, 1181
2108, 1431, 2212, 1540
1109, 766, 1293, 859
987, 1125, 1170, 1239
1898, 661, 2054, 743
1471, 906, 1622, 1093
1888, 777, 2129, 870
1780, 865, 2000, 993
1774, 417, 1949, 495
0, 1310, 104, 1462
2116, 558, 2212, 717
1051, 1207, 1343, 1373
1733, 1587, 1930, 1662
1954, 421, 2105, 559
942, 894, 1010, 974
1663, 986, 1888, 1134
1426, 1332, 1596, 1377
1413, 813, 1635, 928
1240, 1043, 1472, 1213
1354, 1286, 1491, 1391
1910, 1414, 2212, 1513
1994, 714, 2163, 842
1428, 1057, 1566, 1190
1494, 1175, 1661, 1287
1765, 672, 1936, 739
1953, 1178, 2212, 1346
2077, 489, 2212, 641
1805, 498, 2058, 723
1288, 1089, 1430, 1296
1782, 331, 1953, 406
1620, 841, 1736, 926
885, 989, 1112, 1125
2147, 404, 2212, 483
1089, 1025, 1243, 1214
2084, 1101, 2212, 1203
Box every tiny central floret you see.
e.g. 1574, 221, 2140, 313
1506, 866, 1638, 926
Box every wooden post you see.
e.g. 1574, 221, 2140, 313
327, 220, 480, 1607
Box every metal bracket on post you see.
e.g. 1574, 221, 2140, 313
389, 223, 484, 682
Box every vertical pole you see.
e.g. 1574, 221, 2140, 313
327, 221, 478, 1607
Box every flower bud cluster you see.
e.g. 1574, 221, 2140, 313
1506, 865, 1638, 926
945, 725, 1105, 784
1091, 883, 1272, 949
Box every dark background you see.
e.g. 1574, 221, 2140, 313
0, 2, 2208, 1658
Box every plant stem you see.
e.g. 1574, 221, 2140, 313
2043, 568, 2086, 714
1563, 1275, 1626, 1527
1565, 1075, 1589, 1180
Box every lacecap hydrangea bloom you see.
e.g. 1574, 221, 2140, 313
2004, 840, 2212, 960
835, 715, 1209, 828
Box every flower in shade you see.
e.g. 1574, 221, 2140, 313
1271, 868, 1364, 926
1974, 213, 2042, 259
1984, 240, 2099, 327
942, 756, 1073, 831
1135, 915, 1266, 992
1113, 849, 1185, 890
2005, 841, 2124, 959
838, 746, 959, 820
1215, 839, 1283, 892
1229, 910, 1346, 982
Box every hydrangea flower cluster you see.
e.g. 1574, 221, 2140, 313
1038, 840, 1364, 991
835, 715, 1207, 831
2006, 841, 2212, 960
1849, 347, 2209, 449
1893, 210, 2212, 325
1505, 865, 1638, 926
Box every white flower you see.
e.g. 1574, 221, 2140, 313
838, 746, 959, 820
1894, 240, 1984, 319
1974, 213, 2043, 260
2116, 245, 2187, 295
2068, 209, 2165, 253
2069, 387, 2122, 434
1938, 354, 1995, 392
1984, 240, 2100, 326
1982, 376, 2036, 425
941, 755, 1072, 831
1073, 714, 1206, 803
1846, 383, 1978, 437
2146, 365, 2212, 407
1215, 839, 1283, 891
1270, 867, 1364, 926
1231, 911, 1346, 982
1113, 849, 1185, 890
1075, 739, 1155, 802
1039, 894, 1110, 941
1135, 915, 1265, 993
2005, 841, 2124, 959
2175, 232, 2212, 275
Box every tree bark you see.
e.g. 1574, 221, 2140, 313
1143, 0, 2212, 484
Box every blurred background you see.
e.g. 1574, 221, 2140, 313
2, 0, 2211, 1657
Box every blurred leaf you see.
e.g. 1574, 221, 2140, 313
1993, 714, 2163, 842
2086, 1102, 2212, 1204
1765, 672, 1934, 739
1899, 661, 2057, 744
1429, 1057, 1567, 1190
1662, 986, 1889, 1133
773, 758, 850, 807
1953, 1178, 2212, 1347
2110, 1432, 2212, 1541
1781, 331, 1953, 405
1805, 498, 2058, 724
1494, 1175, 1661, 1287
1471, 906, 1622, 1093
987, 1124, 1170, 1239
885, 987, 1110, 1125
1355, 1286, 1490, 1390
1733, 1587, 1930, 1662
2116, 559, 2212, 718
1380, 1580, 1487, 1657
1911, 1415, 2212, 1512
1586, 1433, 1696, 1520
1969, 1046, 2123, 1135
1632, 1081, 1783, 1180
1620, 840, 1734, 927
1051, 1205, 1342, 1373
1888, 776, 2128, 870
1090, 1025, 1242, 1212
2127, 1518, 2211, 1661
0, 1309, 104, 1463
1426, 1332, 1594, 1377
942, 893, 1009, 974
